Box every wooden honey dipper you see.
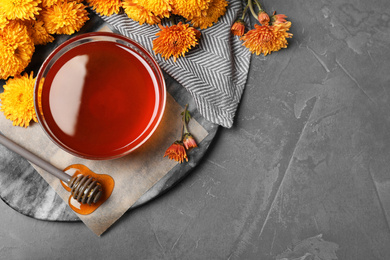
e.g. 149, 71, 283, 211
0, 134, 103, 205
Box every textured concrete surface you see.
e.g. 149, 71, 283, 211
1, 0, 390, 259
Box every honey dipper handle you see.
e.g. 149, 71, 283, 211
0, 133, 71, 183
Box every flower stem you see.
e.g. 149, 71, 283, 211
241, 3, 250, 20
182, 104, 189, 134
254, 0, 263, 12
183, 121, 189, 135
180, 125, 184, 141
248, 0, 258, 20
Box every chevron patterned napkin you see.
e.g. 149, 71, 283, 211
100, 0, 251, 128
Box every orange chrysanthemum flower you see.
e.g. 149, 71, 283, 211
132, 0, 172, 18
164, 141, 188, 163
240, 22, 292, 56
171, 0, 211, 20
122, 0, 160, 25
183, 133, 197, 150
25, 19, 54, 45
0, 0, 41, 21
86, 0, 122, 16
0, 72, 38, 127
231, 19, 245, 36
41, 1, 89, 35
0, 21, 35, 80
153, 22, 199, 61
190, 0, 227, 29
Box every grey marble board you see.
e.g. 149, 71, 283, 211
0, 14, 218, 222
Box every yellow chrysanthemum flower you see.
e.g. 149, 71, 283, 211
133, 0, 172, 18
0, 21, 35, 80
0, 0, 41, 21
190, 0, 227, 29
25, 19, 54, 45
171, 0, 211, 20
122, 0, 160, 25
86, 0, 122, 16
153, 22, 200, 62
41, 1, 89, 35
0, 72, 38, 127
240, 22, 293, 56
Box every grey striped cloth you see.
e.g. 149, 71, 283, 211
100, 0, 251, 128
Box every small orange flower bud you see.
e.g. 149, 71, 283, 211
258, 11, 270, 25
183, 133, 197, 150
231, 19, 245, 36
271, 14, 288, 25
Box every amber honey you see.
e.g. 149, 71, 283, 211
61, 164, 115, 215
40, 40, 160, 158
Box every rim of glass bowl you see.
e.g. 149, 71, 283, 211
34, 32, 166, 160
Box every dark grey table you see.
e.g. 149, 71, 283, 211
1, 0, 390, 259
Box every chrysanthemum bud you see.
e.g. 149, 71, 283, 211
271, 14, 288, 25
258, 11, 270, 25
183, 133, 198, 150
231, 19, 246, 36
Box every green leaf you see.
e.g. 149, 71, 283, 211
181, 109, 191, 124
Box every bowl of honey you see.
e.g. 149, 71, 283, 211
34, 32, 166, 160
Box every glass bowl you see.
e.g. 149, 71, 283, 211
34, 32, 166, 160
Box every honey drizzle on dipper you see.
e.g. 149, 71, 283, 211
61, 164, 115, 215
